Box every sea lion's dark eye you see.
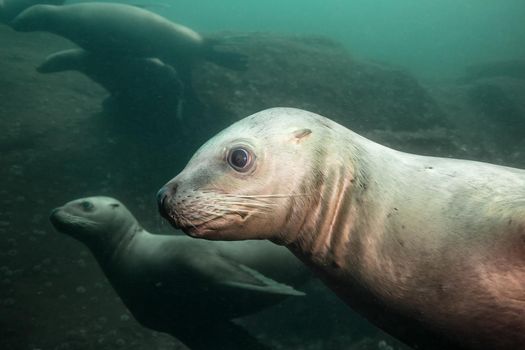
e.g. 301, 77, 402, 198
227, 147, 253, 172
80, 201, 94, 211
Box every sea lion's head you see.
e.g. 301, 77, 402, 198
10, 4, 58, 31
158, 108, 347, 243
3, 0, 65, 25
50, 196, 137, 245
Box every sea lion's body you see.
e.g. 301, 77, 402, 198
11, 2, 247, 73
50, 196, 309, 350
158, 108, 525, 350
37, 49, 184, 120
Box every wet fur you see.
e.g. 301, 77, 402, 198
161, 107, 525, 350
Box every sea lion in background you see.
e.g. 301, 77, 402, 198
11, 2, 247, 76
0, 0, 63, 24
50, 196, 310, 350
37, 49, 185, 124
157, 107, 525, 350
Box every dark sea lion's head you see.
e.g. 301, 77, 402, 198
158, 107, 338, 243
50, 196, 136, 244
10, 4, 58, 32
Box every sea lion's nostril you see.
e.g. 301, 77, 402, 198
156, 187, 168, 214
157, 185, 177, 217
49, 207, 60, 220
49, 207, 64, 228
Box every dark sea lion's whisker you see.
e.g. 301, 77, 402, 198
61, 214, 102, 230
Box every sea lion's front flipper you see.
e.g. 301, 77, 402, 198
221, 264, 305, 296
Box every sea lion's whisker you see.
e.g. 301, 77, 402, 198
213, 205, 268, 215
218, 200, 277, 208
220, 196, 280, 205
215, 200, 274, 210
196, 209, 225, 217
222, 193, 310, 199
199, 189, 309, 199
178, 212, 198, 230
219, 195, 275, 203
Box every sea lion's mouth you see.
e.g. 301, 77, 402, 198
170, 216, 230, 238
179, 222, 215, 238
49, 208, 99, 235
163, 209, 243, 239
157, 188, 254, 238
49, 207, 69, 232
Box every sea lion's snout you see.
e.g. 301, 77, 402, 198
10, 5, 46, 31
49, 207, 67, 232
157, 183, 207, 234
157, 185, 175, 221
49, 207, 61, 221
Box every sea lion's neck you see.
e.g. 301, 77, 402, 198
286, 133, 413, 290
285, 131, 379, 268
87, 222, 139, 269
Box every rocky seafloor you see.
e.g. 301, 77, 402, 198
0, 23, 524, 350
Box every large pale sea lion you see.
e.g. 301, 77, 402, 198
157, 107, 525, 350
50, 196, 310, 350
11, 2, 247, 75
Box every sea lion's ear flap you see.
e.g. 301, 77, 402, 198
292, 128, 312, 143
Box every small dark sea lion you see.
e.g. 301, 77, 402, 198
11, 2, 248, 74
50, 196, 310, 350
37, 48, 185, 122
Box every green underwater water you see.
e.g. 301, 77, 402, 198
157, 0, 525, 80
1, 1, 524, 350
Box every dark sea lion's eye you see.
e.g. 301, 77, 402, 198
80, 201, 94, 211
227, 147, 253, 172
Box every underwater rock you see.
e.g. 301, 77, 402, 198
193, 33, 447, 134
466, 77, 525, 149
75, 286, 86, 294
461, 59, 525, 82
7, 249, 18, 256
3, 297, 16, 305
